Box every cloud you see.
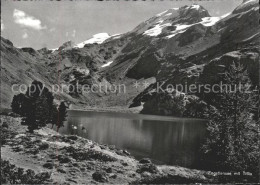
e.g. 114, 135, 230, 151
22, 32, 28, 39
13, 9, 47, 30
65, 32, 69, 37
72, 30, 76, 37
1, 20, 4, 31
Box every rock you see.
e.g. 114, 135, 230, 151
80, 167, 85, 172
142, 171, 152, 177
49, 154, 56, 159
35, 171, 51, 181
8, 112, 17, 117
100, 145, 106, 149
67, 135, 78, 140
70, 167, 80, 173
34, 139, 42, 144
116, 149, 130, 156
57, 168, 66, 173
139, 158, 151, 164
58, 155, 71, 163
130, 173, 136, 177
43, 162, 54, 169
137, 163, 159, 174
30, 148, 39, 155
108, 145, 116, 150
121, 161, 128, 166
92, 171, 108, 183
123, 150, 130, 156
13, 145, 24, 152
105, 167, 112, 173
2, 122, 8, 128
39, 143, 49, 150
66, 178, 77, 183
109, 174, 117, 179
87, 166, 92, 170
72, 163, 79, 167
117, 170, 124, 174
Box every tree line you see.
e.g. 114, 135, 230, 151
11, 80, 67, 133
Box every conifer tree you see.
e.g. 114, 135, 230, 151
11, 94, 26, 115
57, 101, 67, 132
202, 62, 259, 176
11, 81, 68, 133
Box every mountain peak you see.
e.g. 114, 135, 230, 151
179, 4, 210, 19
58, 40, 75, 51
133, 4, 211, 36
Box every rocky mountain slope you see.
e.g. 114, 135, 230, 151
1, 0, 259, 115
129, 0, 259, 116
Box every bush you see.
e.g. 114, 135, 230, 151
1, 159, 51, 184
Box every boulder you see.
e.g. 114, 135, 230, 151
92, 171, 108, 182
105, 167, 112, 173
139, 158, 152, 164
137, 163, 159, 174
43, 162, 54, 169
2, 122, 8, 128
58, 155, 71, 163
67, 135, 78, 140
39, 143, 49, 150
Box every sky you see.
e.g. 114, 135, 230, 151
1, 0, 242, 50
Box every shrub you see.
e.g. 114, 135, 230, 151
1, 159, 51, 184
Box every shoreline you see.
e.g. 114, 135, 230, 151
69, 105, 143, 114
68, 107, 207, 121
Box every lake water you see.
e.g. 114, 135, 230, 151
58, 110, 206, 168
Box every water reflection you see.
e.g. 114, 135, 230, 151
58, 110, 206, 167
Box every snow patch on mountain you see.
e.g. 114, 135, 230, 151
164, 13, 172, 17
110, 33, 122, 40
201, 12, 231, 27
166, 12, 231, 39
101, 61, 113, 68
143, 23, 171, 36
50, 48, 58, 53
242, 32, 260, 42
221, 12, 232, 19
156, 10, 168, 17
75, 33, 111, 48
166, 24, 190, 38
201, 17, 221, 26
187, 5, 200, 10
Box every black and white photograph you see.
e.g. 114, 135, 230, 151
1, 0, 259, 184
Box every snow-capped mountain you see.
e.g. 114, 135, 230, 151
75, 33, 111, 48
1, 0, 259, 114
